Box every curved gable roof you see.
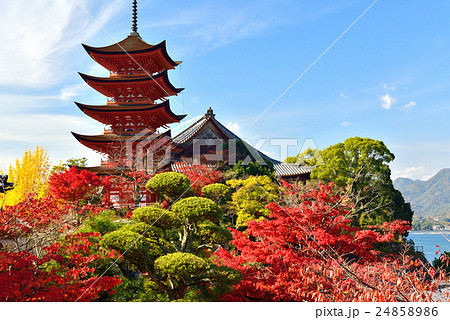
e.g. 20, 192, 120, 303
172, 108, 314, 178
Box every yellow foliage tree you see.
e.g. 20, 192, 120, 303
226, 175, 280, 227
0, 147, 51, 206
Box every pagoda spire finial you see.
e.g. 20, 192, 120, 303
130, 0, 139, 36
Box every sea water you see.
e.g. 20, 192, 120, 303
407, 231, 450, 263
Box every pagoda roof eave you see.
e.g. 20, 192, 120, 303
77, 165, 131, 175
82, 38, 180, 68
72, 130, 172, 144
78, 71, 184, 94
74, 100, 186, 122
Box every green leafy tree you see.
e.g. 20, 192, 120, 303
100, 172, 240, 301
80, 210, 119, 235
226, 175, 280, 227
412, 217, 434, 231
66, 157, 88, 168
311, 137, 413, 227
226, 160, 275, 180
285, 148, 322, 166
52, 157, 88, 172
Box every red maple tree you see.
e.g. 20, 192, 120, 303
48, 167, 109, 203
174, 162, 222, 194
0, 232, 121, 302
216, 183, 448, 302
0, 194, 120, 301
0, 196, 67, 241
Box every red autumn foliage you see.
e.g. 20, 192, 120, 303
48, 167, 109, 203
77, 204, 106, 218
174, 162, 222, 194
0, 232, 121, 302
1, 195, 120, 301
0, 196, 68, 240
281, 179, 299, 194
216, 183, 448, 302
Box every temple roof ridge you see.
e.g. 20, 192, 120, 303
173, 108, 239, 145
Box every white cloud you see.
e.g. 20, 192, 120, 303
0, 85, 87, 112
226, 122, 241, 136
341, 121, 352, 126
188, 12, 270, 52
402, 101, 416, 112
87, 63, 110, 77
59, 84, 88, 102
0, 0, 124, 88
0, 113, 104, 169
0, 114, 102, 143
383, 83, 396, 91
0, 1, 126, 169
145, 6, 283, 56
391, 166, 435, 181
378, 93, 396, 110
340, 92, 349, 99
0, 93, 57, 112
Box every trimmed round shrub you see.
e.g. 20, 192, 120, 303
132, 205, 178, 229
201, 183, 232, 204
146, 172, 193, 201
197, 220, 232, 246
171, 197, 222, 224
121, 221, 163, 239
100, 229, 164, 265
155, 252, 207, 281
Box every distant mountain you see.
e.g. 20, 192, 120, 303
394, 168, 450, 217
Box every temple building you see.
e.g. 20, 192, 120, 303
170, 107, 313, 182
73, 1, 312, 208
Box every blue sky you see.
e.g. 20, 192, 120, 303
1, 0, 449, 181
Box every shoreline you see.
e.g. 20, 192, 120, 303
409, 231, 450, 234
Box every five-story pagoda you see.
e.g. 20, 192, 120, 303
72, 0, 185, 207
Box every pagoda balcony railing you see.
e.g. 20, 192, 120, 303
110, 71, 152, 77
107, 98, 154, 104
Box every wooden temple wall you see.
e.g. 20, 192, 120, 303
107, 188, 158, 209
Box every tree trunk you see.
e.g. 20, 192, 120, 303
166, 285, 188, 301
180, 223, 191, 253
134, 184, 141, 209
